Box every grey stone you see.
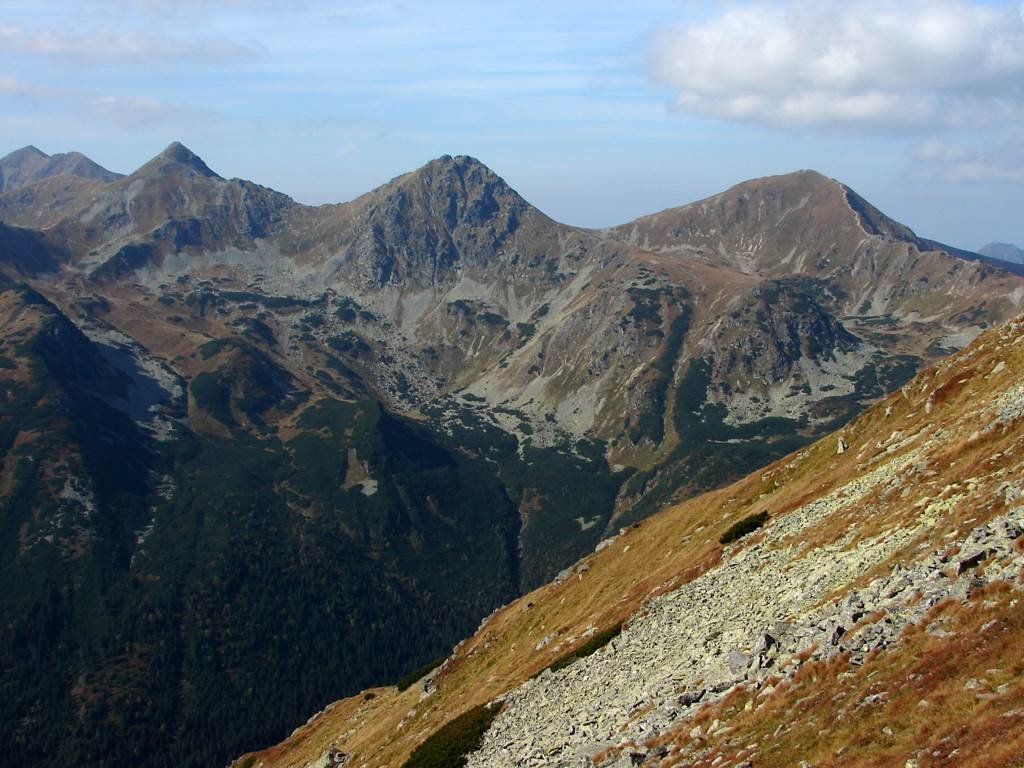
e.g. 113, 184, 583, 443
463, 499, 1024, 768
677, 689, 705, 706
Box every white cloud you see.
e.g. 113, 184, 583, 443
0, 24, 253, 61
911, 133, 1024, 181
0, 75, 26, 94
0, 74, 65, 99
650, 0, 1024, 132
86, 95, 215, 128
0, 69, 213, 130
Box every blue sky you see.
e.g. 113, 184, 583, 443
2, 0, 1022, 249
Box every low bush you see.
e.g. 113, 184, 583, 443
402, 702, 504, 768
395, 656, 446, 693
719, 510, 770, 545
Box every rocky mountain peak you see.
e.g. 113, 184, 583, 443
416, 153, 503, 184
3, 144, 48, 162
396, 154, 527, 217
135, 141, 221, 179
0, 145, 52, 193
41, 151, 122, 183
722, 168, 846, 207
297, 152, 561, 290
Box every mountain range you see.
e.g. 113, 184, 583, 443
0, 144, 122, 194
1, 142, 1023, 768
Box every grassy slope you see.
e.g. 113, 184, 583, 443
236, 312, 1024, 768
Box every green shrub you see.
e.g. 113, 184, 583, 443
402, 702, 504, 768
395, 656, 446, 693
719, 510, 769, 545
199, 337, 240, 359
189, 372, 233, 425
479, 311, 507, 326
543, 622, 623, 675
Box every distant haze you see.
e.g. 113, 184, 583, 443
980, 242, 1024, 264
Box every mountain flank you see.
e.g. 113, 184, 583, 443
235, 311, 1024, 768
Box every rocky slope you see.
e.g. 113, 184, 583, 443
2, 143, 1024, 768
238, 312, 1024, 768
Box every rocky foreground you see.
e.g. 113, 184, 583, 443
470, 484, 1024, 767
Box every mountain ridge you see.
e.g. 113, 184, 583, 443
0, 144, 122, 193
3, 143, 1022, 539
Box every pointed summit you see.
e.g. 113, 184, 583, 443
365, 153, 534, 234
413, 154, 504, 188
0, 145, 51, 193
134, 141, 221, 179
391, 153, 531, 216
3, 145, 49, 162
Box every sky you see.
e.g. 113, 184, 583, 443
1, 0, 1022, 250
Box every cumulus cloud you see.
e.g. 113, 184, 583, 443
650, 0, 1024, 132
0, 24, 253, 61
